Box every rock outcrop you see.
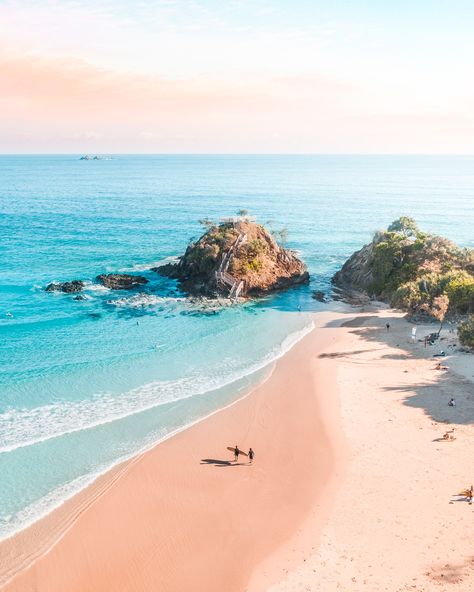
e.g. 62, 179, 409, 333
45, 280, 84, 293
332, 239, 379, 295
158, 218, 309, 298
96, 274, 149, 290
333, 217, 474, 318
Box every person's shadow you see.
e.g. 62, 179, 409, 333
200, 458, 246, 467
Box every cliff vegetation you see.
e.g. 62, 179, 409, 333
333, 217, 474, 327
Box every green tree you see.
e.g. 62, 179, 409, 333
430, 294, 450, 336
445, 272, 474, 313
198, 217, 215, 229
387, 216, 420, 238
270, 227, 289, 247
458, 315, 474, 347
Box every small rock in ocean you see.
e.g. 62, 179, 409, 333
312, 290, 326, 302
45, 280, 84, 293
96, 273, 149, 290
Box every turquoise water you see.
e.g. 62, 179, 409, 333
1, 155, 473, 539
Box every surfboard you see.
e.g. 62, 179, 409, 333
227, 446, 248, 457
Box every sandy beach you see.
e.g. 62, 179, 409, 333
1, 306, 473, 591
252, 306, 474, 591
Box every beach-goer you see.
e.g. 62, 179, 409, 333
386, 322, 390, 332
448, 398, 456, 407
468, 485, 473, 503
248, 448, 254, 463
234, 445, 240, 462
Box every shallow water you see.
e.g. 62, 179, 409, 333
1, 154, 473, 539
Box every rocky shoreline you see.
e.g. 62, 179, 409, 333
44, 218, 309, 305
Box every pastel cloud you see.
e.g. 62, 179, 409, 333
1, 0, 474, 152
0, 48, 362, 152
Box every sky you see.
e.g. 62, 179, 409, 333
1, 0, 474, 153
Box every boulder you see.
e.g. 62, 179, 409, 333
312, 290, 326, 302
96, 273, 148, 290
45, 280, 84, 293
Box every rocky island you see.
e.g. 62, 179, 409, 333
158, 216, 309, 298
79, 155, 109, 160
333, 216, 474, 345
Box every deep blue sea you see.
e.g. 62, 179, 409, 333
1, 154, 473, 540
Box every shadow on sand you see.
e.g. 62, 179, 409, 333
200, 458, 248, 467
321, 314, 474, 426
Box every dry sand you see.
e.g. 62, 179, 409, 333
1, 306, 473, 592
253, 307, 474, 592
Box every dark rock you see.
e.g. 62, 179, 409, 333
73, 294, 87, 301
153, 262, 182, 279
312, 290, 326, 302
46, 280, 84, 293
96, 273, 149, 290
332, 240, 377, 294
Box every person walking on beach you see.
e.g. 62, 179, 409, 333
234, 445, 240, 462
468, 485, 473, 503
386, 322, 390, 332
248, 448, 254, 463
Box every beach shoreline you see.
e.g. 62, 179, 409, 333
0, 309, 348, 591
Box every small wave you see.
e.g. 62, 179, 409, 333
82, 281, 110, 293
0, 321, 314, 455
109, 293, 185, 308
0, 470, 102, 543
117, 256, 179, 273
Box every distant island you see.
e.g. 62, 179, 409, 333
157, 214, 309, 298
79, 155, 112, 160
333, 216, 474, 346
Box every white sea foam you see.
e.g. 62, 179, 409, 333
109, 293, 185, 308
82, 281, 110, 293
117, 256, 179, 273
0, 321, 314, 456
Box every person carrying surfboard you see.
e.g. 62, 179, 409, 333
234, 445, 240, 462
248, 448, 254, 463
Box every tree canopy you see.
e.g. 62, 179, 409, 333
387, 216, 420, 238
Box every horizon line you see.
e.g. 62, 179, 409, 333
1, 152, 474, 157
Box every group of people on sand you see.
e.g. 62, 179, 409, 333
233, 445, 254, 463
383, 320, 470, 501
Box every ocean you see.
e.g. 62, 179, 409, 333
1, 154, 473, 540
